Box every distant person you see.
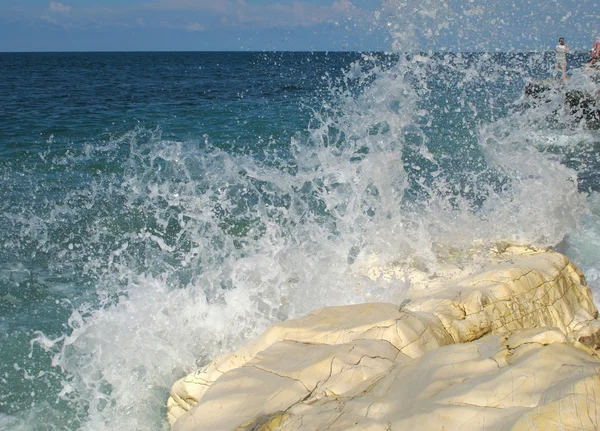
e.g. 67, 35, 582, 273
555, 37, 569, 81
591, 35, 600, 65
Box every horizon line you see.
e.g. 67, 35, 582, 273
0, 49, 589, 54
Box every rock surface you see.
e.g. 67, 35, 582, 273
167, 247, 600, 430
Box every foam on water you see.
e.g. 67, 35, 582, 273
5, 7, 600, 430
559, 192, 600, 303
20, 52, 596, 431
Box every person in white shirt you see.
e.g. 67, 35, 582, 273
555, 37, 569, 81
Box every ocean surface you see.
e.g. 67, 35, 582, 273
1, 50, 600, 430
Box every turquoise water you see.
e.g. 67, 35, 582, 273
1, 50, 599, 430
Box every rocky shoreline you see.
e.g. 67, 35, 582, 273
167, 246, 600, 430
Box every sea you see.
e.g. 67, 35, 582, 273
1, 50, 599, 430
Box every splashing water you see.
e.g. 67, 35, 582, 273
17, 54, 590, 431
3, 5, 600, 431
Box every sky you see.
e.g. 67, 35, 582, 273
0, 0, 599, 52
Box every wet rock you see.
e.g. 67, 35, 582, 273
168, 248, 600, 431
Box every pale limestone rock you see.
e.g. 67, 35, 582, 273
168, 249, 600, 431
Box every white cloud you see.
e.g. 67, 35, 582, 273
186, 22, 205, 32
333, 0, 356, 12
49, 1, 71, 14
147, 0, 229, 13
40, 14, 58, 24
145, 0, 372, 29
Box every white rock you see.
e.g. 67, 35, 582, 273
168, 248, 600, 431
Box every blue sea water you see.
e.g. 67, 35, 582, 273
1, 50, 600, 430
